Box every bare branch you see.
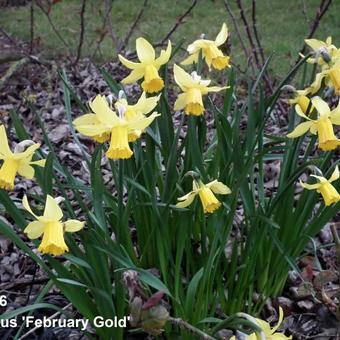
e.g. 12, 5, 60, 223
119, 0, 148, 52
236, 0, 261, 70
251, 0, 265, 66
105, 0, 118, 49
157, 0, 197, 46
35, 0, 72, 54
223, 0, 255, 73
74, 0, 87, 65
295, 0, 333, 64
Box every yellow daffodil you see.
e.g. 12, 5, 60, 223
73, 94, 160, 160
308, 58, 340, 95
115, 91, 161, 141
181, 23, 230, 71
230, 307, 292, 340
287, 96, 340, 151
301, 166, 340, 206
304, 37, 338, 66
23, 195, 84, 256
288, 90, 313, 115
173, 64, 228, 116
118, 38, 172, 93
176, 179, 231, 214
0, 125, 45, 190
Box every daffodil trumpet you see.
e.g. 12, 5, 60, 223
118, 38, 172, 93
173, 64, 228, 116
0, 125, 45, 190
73, 95, 160, 160
176, 178, 231, 214
23, 195, 85, 256
181, 23, 230, 71
287, 96, 340, 151
301, 166, 340, 206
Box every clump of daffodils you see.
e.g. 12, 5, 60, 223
287, 96, 340, 151
118, 38, 171, 93
73, 94, 160, 160
0, 125, 45, 190
23, 195, 84, 256
176, 175, 231, 214
173, 64, 227, 116
303, 37, 340, 94
301, 166, 340, 206
181, 23, 230, 71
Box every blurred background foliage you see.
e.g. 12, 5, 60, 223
0, 0, 339, 77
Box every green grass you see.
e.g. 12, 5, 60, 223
1, 0, 340, 76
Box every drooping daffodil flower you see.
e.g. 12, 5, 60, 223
176, 178, 231, 214
73, 94, 160, 160
23, 195, 84, 256
304, 37, 339, 66
287, 96, 340, 151
118, 38, 172, 93
173, 64, 228, 116
301, 166, 340, 206
0, 125, 45, 190
230, 306, 292, 340
288, 90, 314, 115
181, 23, 230, 71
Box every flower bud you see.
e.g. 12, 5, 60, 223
141, 305, 169, 335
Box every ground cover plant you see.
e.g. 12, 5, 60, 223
0, 1, 339, 340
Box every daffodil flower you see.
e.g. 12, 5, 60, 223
114, 92, 161, 141
23, 195, 84, 256
181, 23, 230, 71
230, 307, 292, 340
301, 166, 340, 206
176, 179, 231, 214
308, 58, 340, 95
287, 96, 340, 151
73, 95, 160, 160
173, 64, 228, 116
118, 38, 172, 93
0, 125, 45, 190
304, 37, 338, 66
288, 90, 313, 114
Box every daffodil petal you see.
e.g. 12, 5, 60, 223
136, 37, 155, 63
206, 180, 231, 194
118, 54, 141, 69
300, 180, 321, 190
287, 121, 313, 138
89, 95, 119, 126
24, 220, 45, 239
132, 92, 160, 114
43, 195, 63, 221
155, 40, 172, 67
176, 191, 197, 208
271, 306, 284, 334
173, 64, 196, 91
127, 112, 160, 131
64, 219, 84, 232
305, 38, 326, 51
329, 165, 339, 183
311, 96, 331, 117
174, 93, 187, 111
215, 23, 228, 46
22, 195, 38, 219
17, 164, 34, 179
121, 68, 145, 84
181, 53, 199, 66
30, 159, 46, 167
0, 125, 12, 158
206, 85, 228, 93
